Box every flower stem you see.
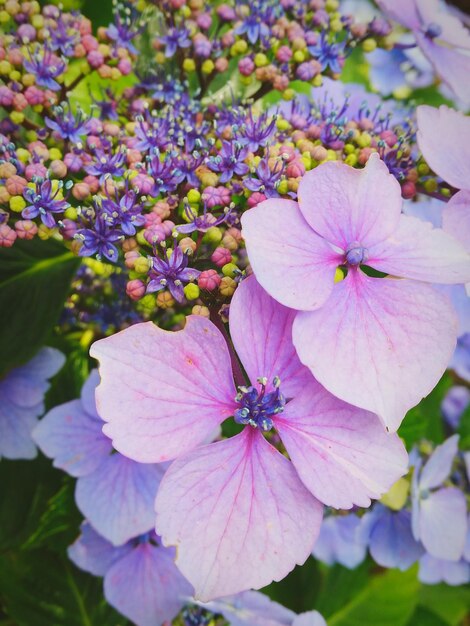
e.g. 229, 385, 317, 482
209, 306, 247, 388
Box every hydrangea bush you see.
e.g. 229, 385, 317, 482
0, 0, 469, 624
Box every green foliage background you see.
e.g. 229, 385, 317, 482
0, 1, 468, 624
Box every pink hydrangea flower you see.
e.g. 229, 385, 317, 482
417, 105, 470, 281
90, 276, 406, 600
376, 0, 470, 104
242, 154, 470, 431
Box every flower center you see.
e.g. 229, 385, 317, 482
345, 241, 368, 266
234, 376, 285, 432
425, 22, 442, 39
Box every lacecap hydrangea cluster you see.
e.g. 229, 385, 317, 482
1, 0, 470, 624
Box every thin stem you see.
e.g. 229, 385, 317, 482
209, 306, 247, 388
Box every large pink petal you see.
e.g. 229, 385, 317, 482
369, 214, 470, 284
229, 277, 312, 398
292, 271, 457, 432
104, 543, 192, 626
275, 380, 407, 509
443, 190, 470, 253
155, 429, 322, 601
297, 154, 402, 250
416, 0, 470, 50
241, 199, 339, 311
417, 37, 470, 106
90, 318, 237, 462
417, 105, 470, 191
374, 0, 421, 30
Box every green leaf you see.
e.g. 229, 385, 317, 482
262, 557, 322, 612
0, 239, 80, 375
407, 608, 448, 626
398, 374, 452, 448
418, 584, 470, 626
327, 567, 420, 626
314, 561, 371, 618
0, 550, 126, 626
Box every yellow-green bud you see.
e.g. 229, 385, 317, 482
202, 59, 215, 74
311, 74, 323, 87
417, 163, 430, 176
187, 189, 201, 204
381, 478, 409, 511
345, 153, 358, 167
357, 132, 372, 148
424, 178, 438, 193
254, 53, 268, 67
276, 118, 290, 131
134, 256, 150, 274
183, 58, 196, 72
277, 179, 289, 195
282, 88, 295, 101
362, 38, 377, 53
64, 207, 78, 220
9, 195, 26, 212
293, 50, 305, 63
202, 226, 223, 244
10, 111, 24, 124
184, 283, 200, 300
222, 262, 238, 278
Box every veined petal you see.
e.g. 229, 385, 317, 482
292, 272, 457, 431
275, 380, 407, 508
297, 154, 402, 250
229, 277, 312, 398
76, 455, 164, 546
419, 553, 470, 586
419, 435, 459, 490
369, 214, 470, 284
67, 522, 132, 577
368, 508, 424, 571
90, 318, 237, 463
418, 488, 467, 560
374, 0, 421, 30
241, 199, 338, 311
443, 190, 470, 254
155, 429, 322, 601
32, 399, 111, 477
104, 543, 192, 626
417, 106, 470, 191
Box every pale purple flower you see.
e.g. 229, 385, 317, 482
33, 371, 164, 546
360, 505, 424, 570
312, 514, 368, 569
441, 386, 470, 430
242, 154, 470, 431
411, 435, 467, 561
90, 276, 406, 600
68, 522, 192, 626
199, 591, 327, 626
418, 553, 470, 586
0, 348, 64, 460
377, 0, 470, 103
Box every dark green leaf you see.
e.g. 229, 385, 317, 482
0, 549, 126, 626
407, 607, 448, 626
327, 566, 420, 626
262, 557, 322, 612
314, 561, 371, 618
0, 239, 80, 375
418, 584, 470, 626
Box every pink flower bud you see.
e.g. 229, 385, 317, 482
124, 250, 140, 268
276, 45, 292, 62
198, 269, 221, 291
358, 147, 375, 166
61, 219, 77, 240
133, 174, 154, 195
401, 181, 416, 199
0, 86, 14, 106
13, 93, 28, 111
238, 57, 255, 76
286, 159, 305, 178
161, 220, 175, 237
15, 220, 37, 240
118, 58, 132, 75
25, 163, 47, 181
0, 224, 17, 247
49, 159, 67, 178
82, 34, 98, 52
126, 279, 146, 301
72, 182, 91, 200
83, 175, 100, 193
380, 130, 398, 148
6, 175, 27, 195
64, 152, 83, 173
145, 212, 162, 228
87, 50, 104, 68
144, 225, 166, 244
211, 247, 232, 267
24, 86, 44, 106
215, 57, 228, 72
8, 47, 23, 65
247, 191, 267, 207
